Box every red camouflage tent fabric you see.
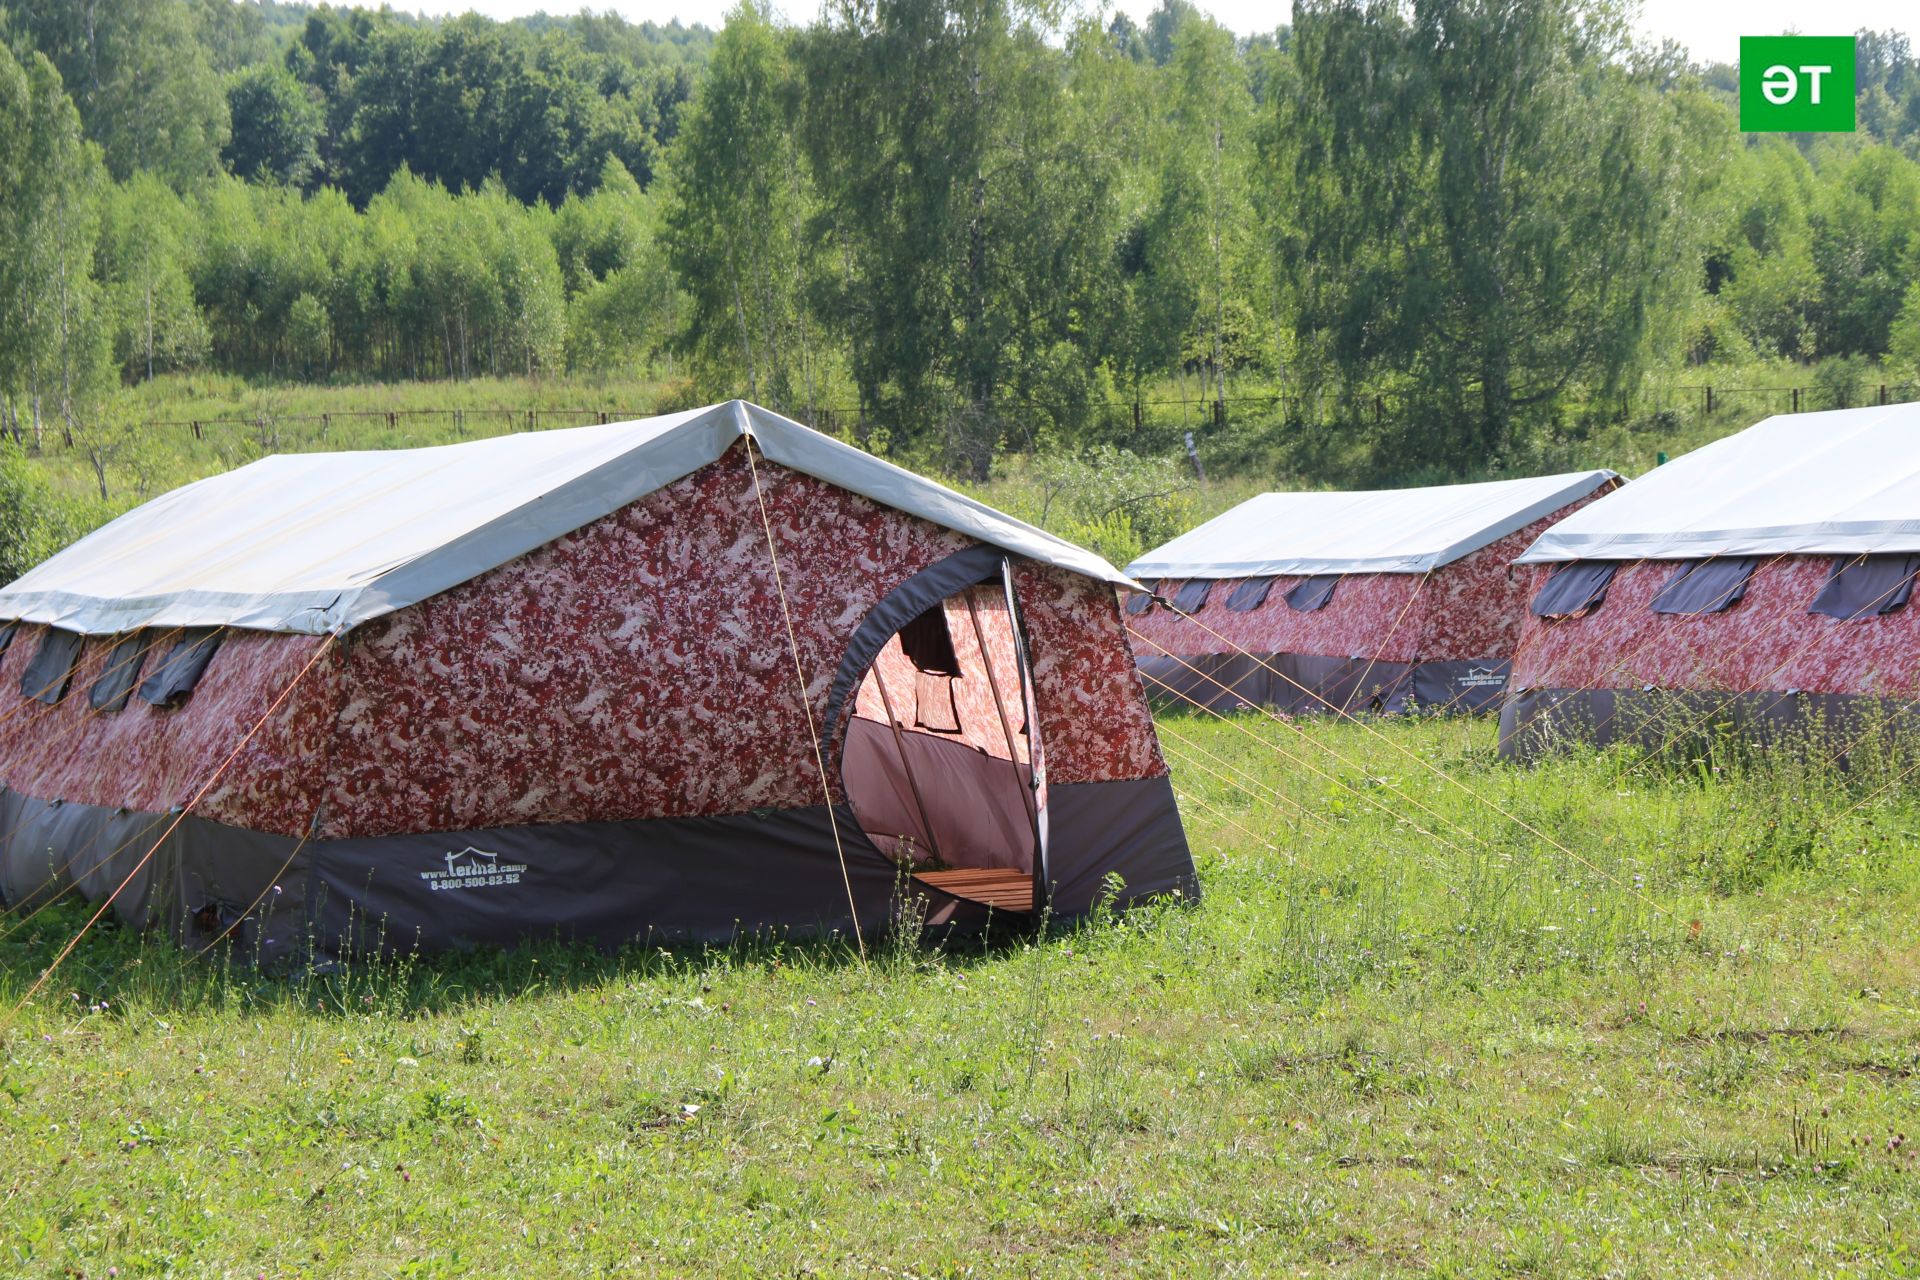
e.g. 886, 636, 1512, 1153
0, 402, 1193, 955
1124, 472, 1617, 716
1501, 406, 1920, 759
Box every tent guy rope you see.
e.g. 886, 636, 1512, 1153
743, 435, 867, 962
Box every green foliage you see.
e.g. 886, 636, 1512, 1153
221, 60, 325, 187
0, 40, 113, 443
95, 173, 211, 382
1806, 143, 1920, 359
1888, 278, 1920, 376
0, 439, 83, 580
1113, 16, 1274, 403
3, 0, 230, 185
559, 161, 680, 374
978, 444, 1199, 568
6, 2, 1920, 485
662, 3, 821, 414
795, 0, 1126, 473
1277, 0, 1695, 473
282, 7, 706, 207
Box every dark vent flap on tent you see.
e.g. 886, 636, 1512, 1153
20, 628, 83, 704
1223, 578, 1275, 612
91, 633, 151, 713
1124, 586, 1155, 616
1285, 575, 1340, 612
1531, 561, 1618, 618
139, 629, 224, 707
0, 623, 13, 656
1171, 579, 1212, 612
1809, 553, 1920, 620
1650, 558, 1758, 616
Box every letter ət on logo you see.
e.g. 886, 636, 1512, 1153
1740, 37, 1854, 132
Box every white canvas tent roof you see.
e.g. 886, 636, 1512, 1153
1126, 470, 1617, 579
0, 400, 1135, 637
1518, 405, 1920, 564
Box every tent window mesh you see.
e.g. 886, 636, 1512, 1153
1285, 575, 1340, 612
91, 633, 151, 713
1809, 553, 1920, 620
1170, 579, 1212, 613
1530, 561, 1618, 618
139, 628, 224, 708
897, 606, 961, 676
1224, 578, 1275, 612
1649, 558, 1758, 616
1124, 587, 1155, 616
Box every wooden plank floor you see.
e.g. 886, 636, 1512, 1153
913, 867, 1034, 913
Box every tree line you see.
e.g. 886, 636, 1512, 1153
3, 0, 1920, 480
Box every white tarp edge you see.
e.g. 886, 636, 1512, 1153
1517, 405, 1920, 564
0, 401, 1137, 636
1127, 469, 1617, 579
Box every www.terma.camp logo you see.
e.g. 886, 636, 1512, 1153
1739, 35, 1857, 133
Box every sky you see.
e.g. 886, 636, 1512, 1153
392, 0, 1916, 64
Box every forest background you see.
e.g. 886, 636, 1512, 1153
3, 0, 1920, 571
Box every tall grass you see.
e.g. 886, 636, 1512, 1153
3, 715, 1918, 1275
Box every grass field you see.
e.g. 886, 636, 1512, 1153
13, 362, 1876, 519
3, 713, 1918, 1277
19, 373, 695, 511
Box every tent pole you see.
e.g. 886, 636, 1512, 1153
963, 590, 1039, 839
997, 560, 1052, 913
868, 661, 946, 867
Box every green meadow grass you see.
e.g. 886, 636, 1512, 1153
19, 372, 693, 513
3, 713, 1918, 1277
15, 362, 1822, 531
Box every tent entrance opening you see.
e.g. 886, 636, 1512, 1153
842, 583, 1041, 914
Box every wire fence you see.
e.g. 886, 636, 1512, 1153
11, 379, 1920, 465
